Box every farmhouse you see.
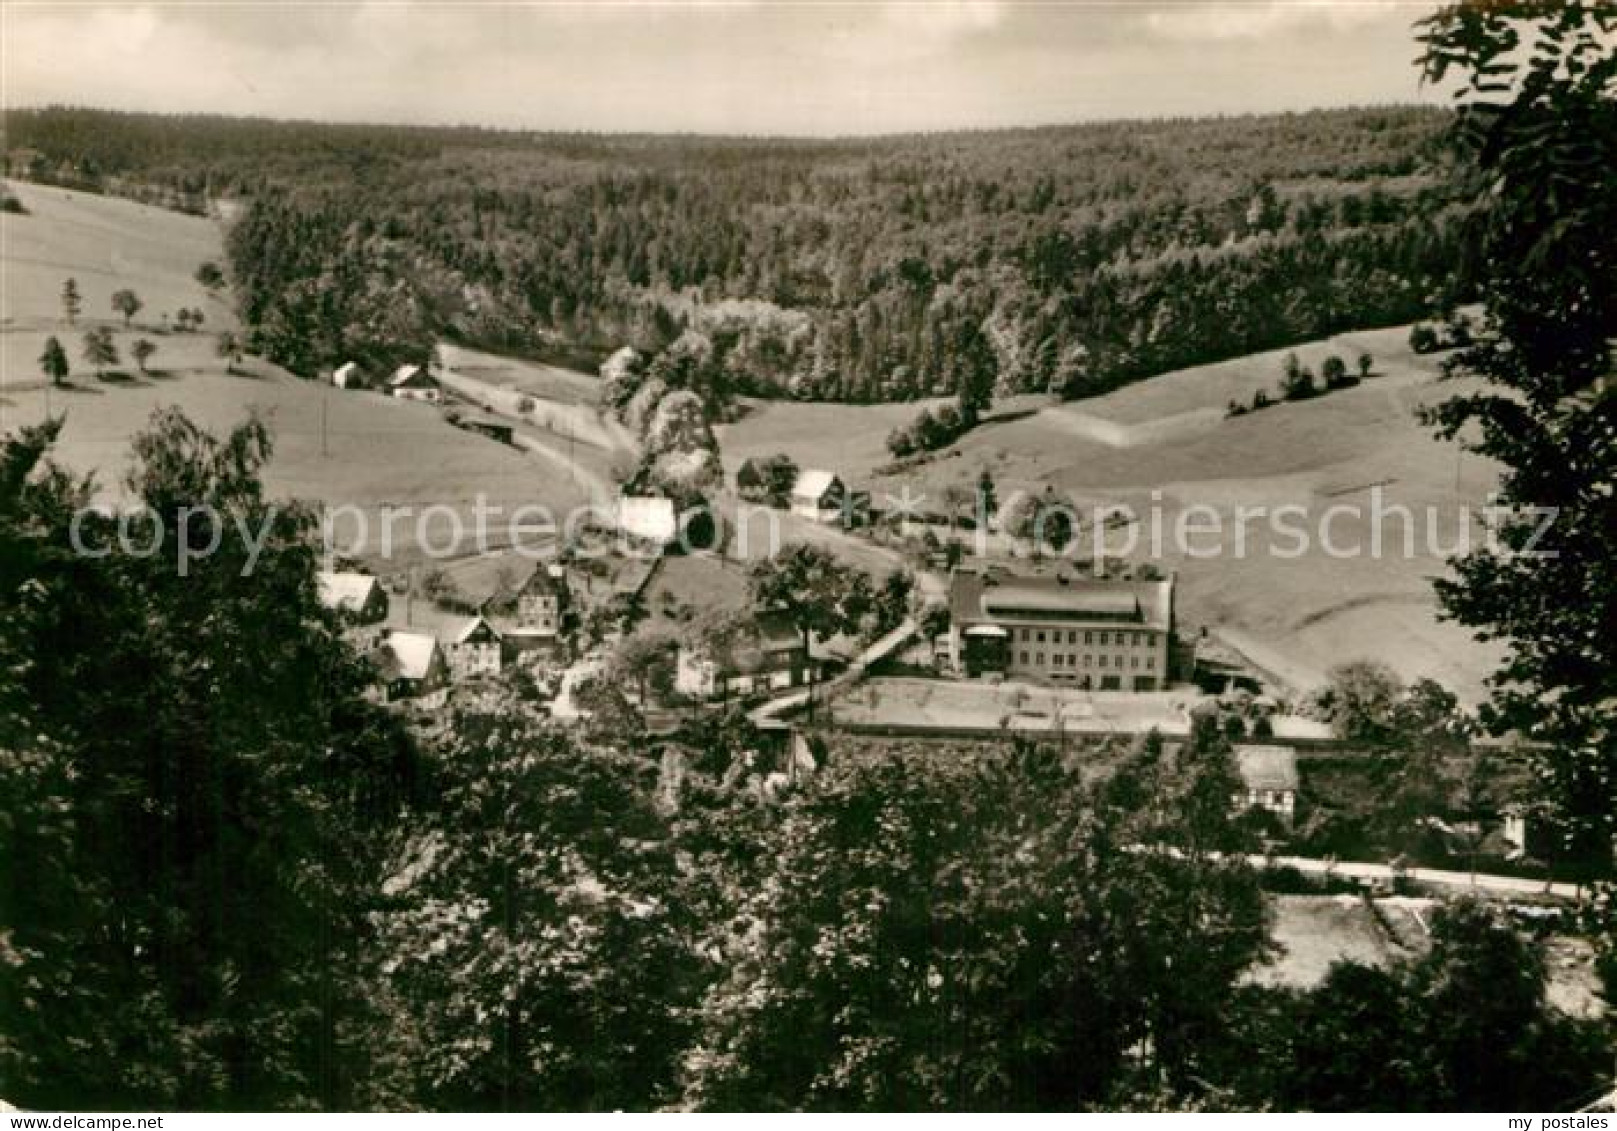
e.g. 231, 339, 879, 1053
675, 611, 813, 701
789, 469, 845, 522
444, 615, 504, 678
947, 567, 1175, 690
316, 570, 388, 624
372, 630, 446, 702
615, 494, 681, 546
388, 364, 443, 403
482, 562, 570, 656
331, 361, 366, 389
1233, 744, 1300, 826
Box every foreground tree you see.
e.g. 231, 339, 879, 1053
131, 338, 157, 373
681, 732, 1267, 1110
1416, 0, 1617, 870
375, 710, 693, 1110
0, 409, 420, 1108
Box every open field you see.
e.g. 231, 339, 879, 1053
1, 182, 591, 574
1, 179, 234, 333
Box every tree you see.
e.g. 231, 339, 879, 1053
0, 408, 420, 1109
194, 261, 225, 291
1357, 351, 1374, 380
131, 338, 157, 374
1415, 0, 1617, 868
111, 288, 143, 327
80, 326, 117, 378
952, 320, 998, 425
1317, 660, 1404, 745
60, 277, 81, 325
37, 335, 69, 386
976, 468, 997, 518
1001, 487, 1076, 553
1279, 352, 1315, 400
1321, 354, 1349, 389
375, 710, 691, 1110
682, 735, 1267, 1110
215, 330, 243, 373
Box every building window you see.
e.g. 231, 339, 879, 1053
1068, 630, 1077, 644
1131, 656, 1139, 669
1036, 631, 1046, 643
1036, 652, 1045, 666
1019, 650, 1029, 664
1053, 654, 1063, 667
1098, 632, 1108, 646
1084, 631, 1093, 644
1098, 655, 1107, 668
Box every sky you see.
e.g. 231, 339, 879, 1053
0, 1, 1450, 136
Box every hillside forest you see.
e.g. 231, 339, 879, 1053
3, 107, 1480, 408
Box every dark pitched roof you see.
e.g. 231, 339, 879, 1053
950, 567, 1173, 631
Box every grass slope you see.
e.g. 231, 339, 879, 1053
718, 323, 1502, 702
1, 180, 592, 573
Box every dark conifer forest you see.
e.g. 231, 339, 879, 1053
3, 106, 1478, 398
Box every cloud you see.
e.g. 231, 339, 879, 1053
0, 1, 1433, 135
1140, 1, 1405, 43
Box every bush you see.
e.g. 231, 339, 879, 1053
1251, 389, 1271, 411
1226, 399, 1248, 418
1408, 324, 1441, 353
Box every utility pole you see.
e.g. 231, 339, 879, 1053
321, 387, 330, 458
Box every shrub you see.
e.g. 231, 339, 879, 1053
1409, 324, 1441, 353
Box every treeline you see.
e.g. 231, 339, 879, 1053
4, 106, 1478, 401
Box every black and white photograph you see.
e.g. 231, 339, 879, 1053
0, 0, 1613, 1115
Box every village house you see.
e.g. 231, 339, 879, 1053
372, 630, 446, 702
331, 361, 366, 389
947, 567, 1175, 690
388, 363, 443, 403
316, 570, 389, 624
1233, 744, 1300, 827
789, 469, 845, 522
444, 615, 504, 679
481, 562, 570, 658
615, 493, 681, 546
675, 611, 813, 701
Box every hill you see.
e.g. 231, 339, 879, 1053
0, 180, 593, 573
5, 105, 1477, 406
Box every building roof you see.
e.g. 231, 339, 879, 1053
451, 615, 502, 646
616, 494, 679, 544
951, 567, 1174, 631
791, 469, 842, 504
694, 610, 805, 675
333, 361, 360, 380
389, 364, 438, 388
378, 630, 440, 682
317, 570, 382, 613
1235, 744, 1300, 793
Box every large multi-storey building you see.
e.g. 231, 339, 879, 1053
947, 567, 1175, 691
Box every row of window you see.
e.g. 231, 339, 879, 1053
1015, 627, 1154, 647
1016, 651, 1155, 671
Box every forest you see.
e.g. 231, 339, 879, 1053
3, 106, 1480, 403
